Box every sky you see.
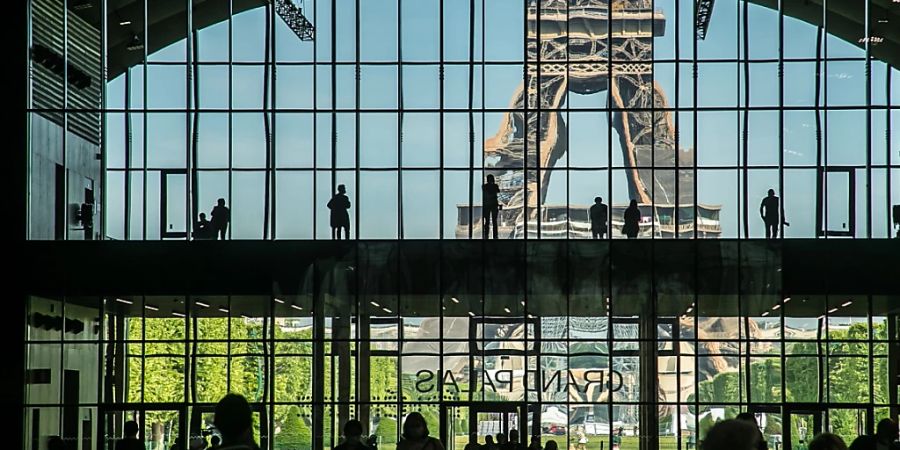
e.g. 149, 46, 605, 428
103, 0, 900, 240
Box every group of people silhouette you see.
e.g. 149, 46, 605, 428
191, 181, 792, 241
192, 198, 231, 240
107, 393, 899, 450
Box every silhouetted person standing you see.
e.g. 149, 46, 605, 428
327, 184, 351, 240
759, 189, 789, 239
590, 196, 609, 239
209, 436, 221, 450
623, 200, 641, 239
484, 435, 499, 450
211, 198, 231, 240
116, 421, 144, 450
213, 394, 260, 450
463, 433, 481, 450
397, 412, 444, 450
483, 175, 501, 239
503, 430, 527, 450
702, 419, 761, 450
335, 419, 369, 450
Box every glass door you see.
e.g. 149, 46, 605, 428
468, 404, 533, 445
161, 170, 188, 239
817, 168, 856, 237
101, 406, 185, 450
784, 405, 872, 450
785, 407, 822, 450
823, 407, 870, 448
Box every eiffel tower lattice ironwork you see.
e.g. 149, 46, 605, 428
480, 0, 698, 238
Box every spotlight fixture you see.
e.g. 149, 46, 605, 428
841, 300, 853, 307
144, 304, 159, 311
126, 34, 144, 51
828, 308, 839, 314
290, 304, 303, 311
218, 307, 230, 313
172, 312, 185, 318
450, 297, 459, 304
274, 298, 285, 304
115, 298, 133, 305
503, 307, 511, 313
761, 311, 770, 317
119, 20, 131, 26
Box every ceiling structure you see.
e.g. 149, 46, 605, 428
67, 0, 900, 81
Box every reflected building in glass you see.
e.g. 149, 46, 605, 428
18, 1, 900, 450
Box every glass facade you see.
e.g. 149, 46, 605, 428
26, 0, 900, 241
21, 241, 900, 450
21, 0, 900, 450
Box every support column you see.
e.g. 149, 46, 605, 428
358, 314, 371, 433
336, 312, 351, 436
639, 304, 658, 450
889, 313, 899, 421
312, 292, 325, 450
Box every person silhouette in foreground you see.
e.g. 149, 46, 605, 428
463, 433, 481, 450
396, 412, 444, 450
809, 433, 848, 450
484, 435, 499, 450
115, 420, 144, 450
327, 184, 351, 240
623, 199, 641, 239
543, 441, 558, 450
209, 436, 221, 450
335, 419, 369, 450
590, 196, 609, 239
482, 174, 501, 239
504, 429, 527, 450
211, 198, 231, 240
528, 435, 542, 450
759, 189, 789, 239
736, 412, 768, 450
48, 437, 66, 450
852, 419, 900, 450
213, 394, 260, 450
701, 419, 761, 450
193, 213, 212, 240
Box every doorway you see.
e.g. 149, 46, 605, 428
784, 405, 872, 450
100, 406, 186, 450
817, 168, 856, 237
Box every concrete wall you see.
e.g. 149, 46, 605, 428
29, 114, 101, 240
24, 296, 102, 450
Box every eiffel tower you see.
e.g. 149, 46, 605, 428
470, 0, 712, 239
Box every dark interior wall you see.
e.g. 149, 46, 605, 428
22, 240, 900, 298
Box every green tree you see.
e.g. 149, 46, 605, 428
376, 417, 398, 444
277, 406, 312, 450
